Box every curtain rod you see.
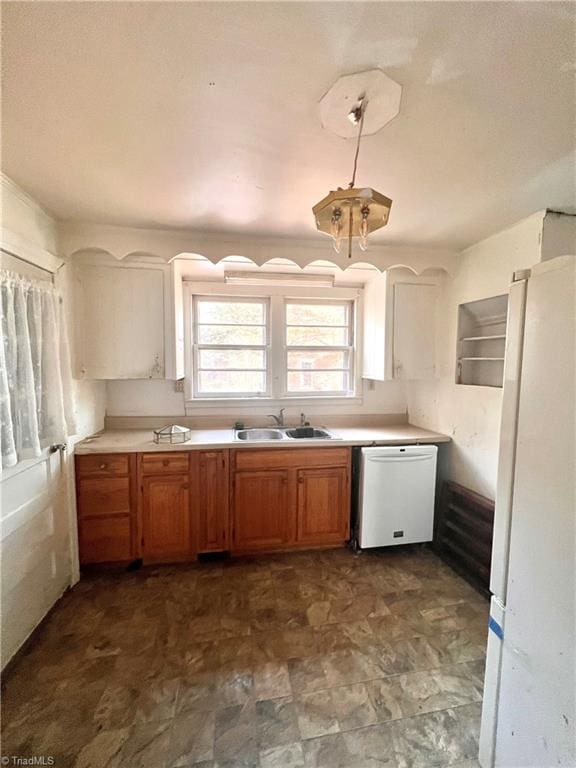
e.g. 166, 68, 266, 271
1, 247, 57, 280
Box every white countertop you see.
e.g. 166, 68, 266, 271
75, 424, 450, 454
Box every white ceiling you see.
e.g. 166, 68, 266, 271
2, 1, 575, 249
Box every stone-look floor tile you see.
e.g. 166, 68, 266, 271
296, 689, 340, 739
2, 549, 487, 768
313, 620, 375, 654
74, 728, 130, 768
287, 656, 329, 694
167, 710, 216, 766
256, 696, 300, 751
329, 682, 379, 731
253, 661, 292, 700
301, 732, 354, 768
366, 662, 483, 723
214, 703, 259, 763
343, 723, 397, 767
323, 648, 384, 687
260, 741, 306, 768
391, 704, 481, 768
118, 719, 172, 768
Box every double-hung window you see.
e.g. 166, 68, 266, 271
193, 297, 269, 397
285, 300, 354, 396
188, 286, 358, 401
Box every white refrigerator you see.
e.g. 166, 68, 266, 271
479, 254, 575, 768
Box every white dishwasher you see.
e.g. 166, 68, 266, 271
358, 445, 438, 548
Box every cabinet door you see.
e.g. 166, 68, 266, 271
142, 474, 192, 562
79, 516, 135, 564
296, 467, 349, 545
197, 450, 229, 553
393, 283, 436, 380
76, 264, 165, 379
232, 470, 290, 551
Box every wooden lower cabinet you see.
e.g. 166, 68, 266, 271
76, 453, 138, 564
195, 450, 229, 553
232, 470, 290, 550
76, 446, 351, 564
231, 447, 351, 554
141, 473, 192, 562
296, 467, 349, 545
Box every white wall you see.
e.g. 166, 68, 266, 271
105, 377, 408, 423
407, 212, 546, 499
0, 176, 106, 667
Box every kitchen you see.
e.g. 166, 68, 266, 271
1, 3, 574, 768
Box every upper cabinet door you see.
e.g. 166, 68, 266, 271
392, 283, 436, 380
362, 275, 437, 381
76, 264, 165, 379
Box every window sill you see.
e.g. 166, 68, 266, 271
185, 395, 363, 410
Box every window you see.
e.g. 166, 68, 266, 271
193, 297, 269, 397
285, 301, 354, 395
187, 285, 359, 401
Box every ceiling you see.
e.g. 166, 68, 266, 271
2, 1, 575, 250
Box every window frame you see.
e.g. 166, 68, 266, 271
192, 295, 271, 399
282, 298, 356, 398
183, 282, 362, 405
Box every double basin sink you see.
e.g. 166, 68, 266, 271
236, 426, 339, 441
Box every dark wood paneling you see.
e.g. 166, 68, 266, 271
434, 480, 494, 595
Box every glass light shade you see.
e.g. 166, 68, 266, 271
313, 187, 392, 253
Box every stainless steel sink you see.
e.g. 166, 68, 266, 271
235, 428, 285, 441
285, 427, 337, 440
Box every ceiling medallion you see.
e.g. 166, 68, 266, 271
313, 69, 401, 259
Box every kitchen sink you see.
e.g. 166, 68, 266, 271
285, 427, 337, 440
235, 428, 285, 441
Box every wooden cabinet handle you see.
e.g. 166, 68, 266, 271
162, 459, 169, 466
182, 483, 189, 490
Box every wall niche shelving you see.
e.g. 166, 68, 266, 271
456, 294, 508, 387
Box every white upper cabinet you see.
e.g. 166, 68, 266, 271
75, 264, 166, 379
362, 272, 437, 381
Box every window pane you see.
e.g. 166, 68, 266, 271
197, 300, 265, 325
199, 349, 265, 370
287, 350, 348, 370
198, 325, 266, 345
198, 370, 266, 393
286, 326, 348, 346
286, 303, 348, 326
287, 371, 348, 392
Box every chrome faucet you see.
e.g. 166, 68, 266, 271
300, 412, 308, 427
268, 408, 285, 427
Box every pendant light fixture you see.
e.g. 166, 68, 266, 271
312, 69, 401, 259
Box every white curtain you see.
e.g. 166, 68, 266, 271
0, 270, 76, 471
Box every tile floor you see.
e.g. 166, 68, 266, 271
1, 547, 488, 768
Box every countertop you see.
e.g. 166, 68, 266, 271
74, 424, 450, 454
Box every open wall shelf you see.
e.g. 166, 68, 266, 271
456, 294, 508, 387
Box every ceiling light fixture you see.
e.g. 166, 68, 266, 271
313, 69, 401, 259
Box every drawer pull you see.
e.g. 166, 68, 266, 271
162, 459, 169, 466
99, 463, 107, 470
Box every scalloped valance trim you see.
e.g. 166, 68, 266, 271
60, 222, 459, 276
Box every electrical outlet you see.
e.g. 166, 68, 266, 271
174, 379, 185, 393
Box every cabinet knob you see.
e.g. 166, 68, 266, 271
162, 459, 169, 466
99, 463, 107, 470
182, 483, 189, 490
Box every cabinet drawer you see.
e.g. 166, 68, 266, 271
233, 447, 351, 471
79, 515, 134, 564
77, 477, 131, 518
141, 453, 190, 475
76, 453, 130, 478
